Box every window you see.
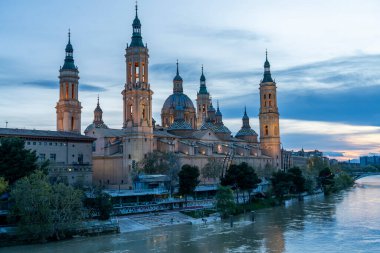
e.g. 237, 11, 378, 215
269, 101, 272, 106
265, 125, 269, 136
264, 94, 266, 99
50, 153, 56, 161
44, 142, 47, 146
145, 138, 147, 142
72, 84, 75, 99
39, 153, 46, 161
269, 94, 272, 99
78, 154, 83, 164
55, 142, 57, 146
92, 143, 96, 152
128, 154, 131, 159
27, 141, 31, 145
71, 117, 75, 130
33, 142, 36, 145
65, 83, 69, 99
49, 142, 52, 146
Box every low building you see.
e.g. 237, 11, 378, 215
0, 128, 95, 186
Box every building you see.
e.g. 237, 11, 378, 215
360, 155, 380, 167
83, 4, 282, 189
0, 128, 94, 186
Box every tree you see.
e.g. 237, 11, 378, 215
10, 171, 53, 241
50, 183, 84, 239
0, 177, 8, 195
318, 167, 335, 194
178, 165, 200, 203
221, 162, 261, 203
202, 158, 223, 181
288, 167, 306, 194
215, 186, 236, 218
271, 171, 293, 200
140, 151, 181, 195
10, 171, 84, 241
95, 191, 113, 220
0, 137, 48, 184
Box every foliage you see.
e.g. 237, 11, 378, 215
271, 171, 293, 200
139, 151, 181, 195
181, 209, 216, 219
215, 186, 236, 218
0, 138, 48, 184
288, 167, 306, 194
95, 191, 113, 220
318, 167, 335, 195
10, 171, 84, 241
178, 165, 200, 199
50, 183, 84, 240
0, 177, 8, 195
333, 173, 354, 192
202, 158, 223, 180
221, 162, 261, 203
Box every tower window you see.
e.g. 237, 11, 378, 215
71, 116, 75, 130
269, 94, 272, 99
264, 94, 266, 99
65, 83, 69, 99
269, 101, 272, 106
265, 125, 269, 136
71, 84, 75, 99
135, 63, 140, 83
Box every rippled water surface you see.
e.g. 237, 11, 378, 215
2, 176, 380, 253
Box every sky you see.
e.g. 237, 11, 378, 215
0, 0, 380, 162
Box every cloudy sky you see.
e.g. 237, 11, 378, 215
1, 0, 380, 162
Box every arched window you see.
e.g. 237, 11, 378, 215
71, 84, 75, 99
65, 83, 69, 99
269, 94, 272, 99
265, 125, 269, 136
142, 104, 146, 120
71, 116, 75, 130
264, 94, 266, 99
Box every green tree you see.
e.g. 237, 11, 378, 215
178, 165, 200, 203
95, 191, 113, 220
10, 171, 53, 241
318, 167, 335, 195
0, 137, 48, 184
221, 163, 261, 203
215, 186, 236, 218
288, 167, 306, 194
271, 171, 293, 200
0, 177, 8, 195
202, 158, 223, 181
50, 183, 84, 240
10, 171, 84, 241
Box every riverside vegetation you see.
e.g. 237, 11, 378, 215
0, 138, 354, 244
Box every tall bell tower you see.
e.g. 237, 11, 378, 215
259, 51, 281, 170
196, 66, 211, 128
56, 31, 82, 133
122, 4, 153, 165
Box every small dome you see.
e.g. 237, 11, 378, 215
65, 42, 73, 53
84, 122, 109, 134
162, 93, 195, 112
200, 122, 231, 134
236, 128, 258, 137
133, 16, 141, 26
173, 74, 183, 82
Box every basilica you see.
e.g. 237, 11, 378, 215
56, 5, 281, 189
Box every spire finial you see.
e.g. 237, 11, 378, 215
97, 94, 100, 106
217, 100, 220, 110
135, 1, 138, 17
265, 49, 268, 61
176, 59, 179, 75
201, 64, 204, 75
244, 105, 247, 115
68, 28, 71, 43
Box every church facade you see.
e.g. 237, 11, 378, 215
77, 5, 282, 189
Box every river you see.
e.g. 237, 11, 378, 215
2, 176, 380, 253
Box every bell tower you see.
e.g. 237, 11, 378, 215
259, 51, 281, 170
122, 3, 153, 165
196, 66, 211, 128
56, 30, 82, 133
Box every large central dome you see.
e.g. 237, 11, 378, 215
162, 93, 195, 111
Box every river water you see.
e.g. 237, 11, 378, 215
2, 176, 380, 253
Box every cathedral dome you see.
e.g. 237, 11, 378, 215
162, 93, 195, 112
84, 122, 108, 134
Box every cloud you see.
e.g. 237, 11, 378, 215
21, 80, 106, 92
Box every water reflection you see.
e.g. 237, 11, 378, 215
2, 176, 380, 253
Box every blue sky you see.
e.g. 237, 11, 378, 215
1, 0, 380, 161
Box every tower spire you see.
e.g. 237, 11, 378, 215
135, 1, 138, 17
130, 1, 144, 47
173, 60, 183, 93
263, 50, 273, 83
176, 59, 179, 76
199, 65, 208, 94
